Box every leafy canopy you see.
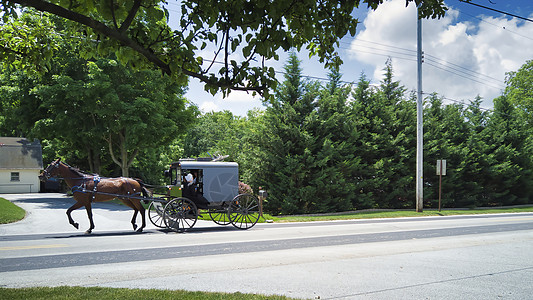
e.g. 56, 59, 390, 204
1, 0, 448, 99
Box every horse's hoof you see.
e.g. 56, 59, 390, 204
136, 228, 144, 233
85, 230, 92, 235
132, 224, 138, 230
72, 223, 79, 229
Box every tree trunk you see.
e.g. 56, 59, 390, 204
107, 129, 138, 177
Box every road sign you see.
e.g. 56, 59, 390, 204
436, 160, 446, 176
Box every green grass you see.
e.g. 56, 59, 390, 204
0, 197, 26, 224
0, 286, 295, 300
268, 206, 533, 223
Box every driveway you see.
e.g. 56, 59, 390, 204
1, 193, 155, 235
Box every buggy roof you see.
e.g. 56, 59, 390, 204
171, 160, 238, 170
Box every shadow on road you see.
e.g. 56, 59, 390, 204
0, 223, 242, 242
12, 193, 133, 211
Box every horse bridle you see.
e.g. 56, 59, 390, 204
41, 160, 61, 179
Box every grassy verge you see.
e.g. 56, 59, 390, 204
0, 286, 295, 300
0, 197, 26, 224
267, 206, 533, 223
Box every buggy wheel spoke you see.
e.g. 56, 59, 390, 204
163, 198, 198, 232
148, 202, 166, 228
209, 209, 231, 225
228, 194, 260, 230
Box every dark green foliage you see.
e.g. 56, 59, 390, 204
0, 11, 196, 182
241, 56, 533, 214
253, 52, 321, 214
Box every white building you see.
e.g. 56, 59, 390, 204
0, 137, 43, 193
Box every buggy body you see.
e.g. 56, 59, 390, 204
148, 158, 260, 231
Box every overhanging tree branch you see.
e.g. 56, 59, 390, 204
5, 0, 447, 98
119, 0, 142, 33
11, 0, 172, 73
8, 0, 267, 94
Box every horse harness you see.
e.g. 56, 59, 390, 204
45, 161, 143, 202
91, 175, 101, 201
72, 176, 141, 202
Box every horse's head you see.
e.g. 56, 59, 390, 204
39, 159, 62, 182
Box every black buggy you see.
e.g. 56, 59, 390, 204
147, 158, 260, 232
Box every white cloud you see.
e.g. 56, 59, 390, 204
189, 79, 264, 116
349, 0, 533, 108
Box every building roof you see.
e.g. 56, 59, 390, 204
0, 137, 43, 170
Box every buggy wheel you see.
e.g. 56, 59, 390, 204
148, 201, 166, 228
209, 209, 231, 225
163, 197, 198, 232
228, 194, 260, 229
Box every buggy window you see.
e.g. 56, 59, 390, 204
169, 167, 181, 186
182, 169, 203, 194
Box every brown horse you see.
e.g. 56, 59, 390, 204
39, 159, 150, 234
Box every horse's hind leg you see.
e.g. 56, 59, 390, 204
66, 201, 84, 230
84, 202, 95, 234
132, 200, 146, 233
121, 199, 139, 231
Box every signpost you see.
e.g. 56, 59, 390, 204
436, 160, 446, 212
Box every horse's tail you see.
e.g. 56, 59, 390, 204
135, 179, 153, 198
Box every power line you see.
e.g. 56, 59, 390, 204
430, 93, 515, 118
209, 59, 357, 85
457, 10, 533, 42
341, 38, 505, 91
208, 57, 510, 117
424, 60, 505, 90
423, 56, 505, 90
458, 0, 533, 23
346, 46, 417, 62
341, 38, 417, 55
348, 44, 416, 59
205, 56, 506, 101
424, 53, 503, 85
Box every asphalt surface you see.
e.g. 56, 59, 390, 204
1, 193, 533, 299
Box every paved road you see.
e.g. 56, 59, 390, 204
1, 193, 533, 299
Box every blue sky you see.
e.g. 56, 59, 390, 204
167, 0, 533, 116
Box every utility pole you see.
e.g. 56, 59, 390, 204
416, 6, 424, 212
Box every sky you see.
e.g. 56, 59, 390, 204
170, 0, 533, 116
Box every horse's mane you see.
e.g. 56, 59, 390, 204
63, 162, 97, 178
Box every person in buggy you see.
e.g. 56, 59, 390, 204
182, 173, 209, 209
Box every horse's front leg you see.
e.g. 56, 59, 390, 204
66, 201, 84, 230
84, 202, 95, 234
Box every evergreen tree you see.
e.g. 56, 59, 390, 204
348, 63, 411, 209
252, 52, 320, 214
311, 68, 357, 212
482, 96, 533, 205
423, 94, 468, 208
375, 60, 414, 208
